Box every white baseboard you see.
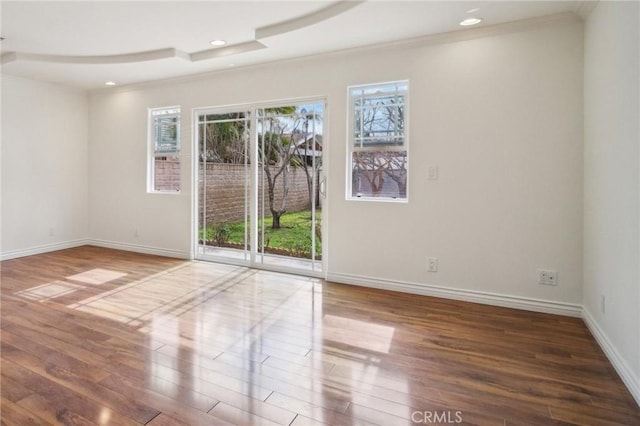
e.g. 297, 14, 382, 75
582, 307, 640, 407
326, 272, 582, 317
0, 239, 90, 261
87, 239, 190, 260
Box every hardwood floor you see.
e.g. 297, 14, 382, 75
1, 246, 638, 425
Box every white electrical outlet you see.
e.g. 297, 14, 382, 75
538, 270, 548, 283
538, 269, 557, 285
48, 227, 55, 237
427, 257, 438, 272
600, 295, 606, 314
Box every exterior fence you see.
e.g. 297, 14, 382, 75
198, 163, 314, 226
154, 156, 181, 192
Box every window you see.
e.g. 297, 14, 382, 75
148, 106, 181, 192
348, 81, 408, 200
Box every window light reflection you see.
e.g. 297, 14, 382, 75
14, 280, 83, 301
67, 268, 127, 285
322, 315, 395, 354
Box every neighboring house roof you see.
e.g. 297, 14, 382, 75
291, 134, 323, 157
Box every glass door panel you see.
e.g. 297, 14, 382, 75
196, 111, 251, 263
256, 103, 324, 273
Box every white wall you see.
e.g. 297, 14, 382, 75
88, 15, 584, 312
1, 75, 89, 258
583, 0, 640, 403
329, 17, 584, 312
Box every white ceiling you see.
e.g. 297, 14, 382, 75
0, 1, 586, 90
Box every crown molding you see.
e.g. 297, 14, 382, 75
1, 48, 182, 65
2, 1, 360, 71
191, 41, 266, 62
574, 1, 599, 20
97, 11, 581, 95
256, 0, 364, 39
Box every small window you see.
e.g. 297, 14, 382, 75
148, 107, 181, 192
348, 81, 408, 200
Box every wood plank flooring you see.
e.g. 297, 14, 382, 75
1, 246, 638, 425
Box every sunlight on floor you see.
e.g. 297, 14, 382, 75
14, 267, 129, 302
322, 315, 396, 354
66, 264, 251, 326
66, 268, 128, 285
14, 280, 83, 302
8, 255, 419, 425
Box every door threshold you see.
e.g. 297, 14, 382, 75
196, 245, 324, 278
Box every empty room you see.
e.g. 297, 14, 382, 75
1, 1, 639, 424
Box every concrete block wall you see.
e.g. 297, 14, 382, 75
197, 163, 314, 226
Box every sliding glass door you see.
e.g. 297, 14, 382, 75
195, 100, 325, 275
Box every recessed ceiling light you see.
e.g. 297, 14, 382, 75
460, 17, 483, 26
105, 81, 116, 86
210, 39, 227, 46
466, 8, 480, 14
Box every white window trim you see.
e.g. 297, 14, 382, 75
148, 106, 181, 194
346, 80, 409, 202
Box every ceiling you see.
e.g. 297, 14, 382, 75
0, 1, 587, 90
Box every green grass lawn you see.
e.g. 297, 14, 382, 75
202, 210, 322, 259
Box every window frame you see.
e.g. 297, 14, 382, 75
147, 106, 181, 194
347, 80, 409, 202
